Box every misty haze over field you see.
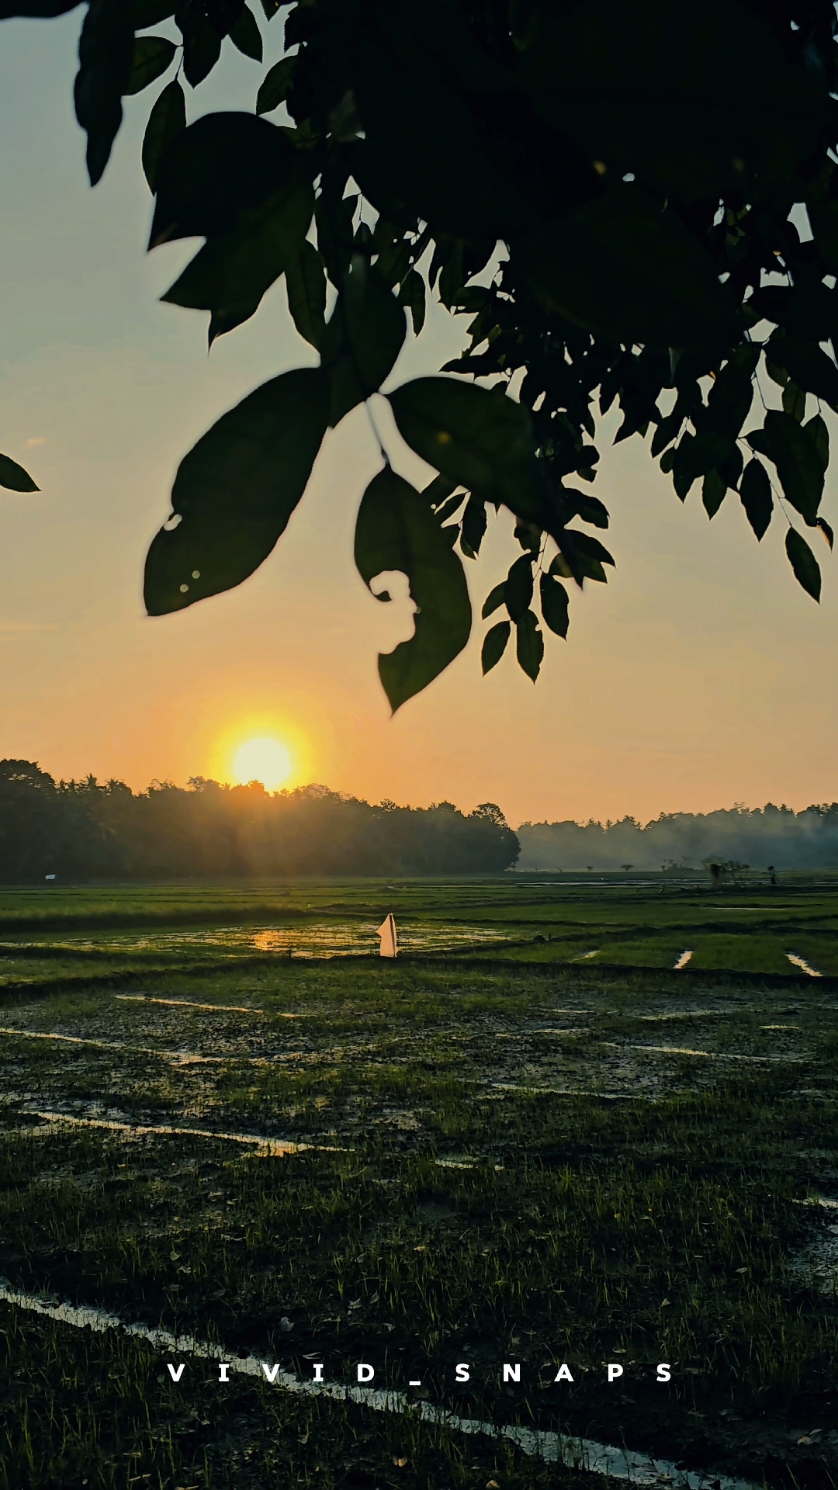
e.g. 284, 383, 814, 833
516, 805, 838, 872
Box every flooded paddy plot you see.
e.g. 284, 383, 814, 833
1, 877, 838, 1489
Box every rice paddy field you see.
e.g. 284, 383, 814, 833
1, 873, 838, 1490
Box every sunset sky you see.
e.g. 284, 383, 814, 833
1, 12, 837, 827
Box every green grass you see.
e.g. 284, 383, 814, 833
1, 878, 838, 1487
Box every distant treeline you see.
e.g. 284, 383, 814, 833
0, 761, 519, 882
518, 805, 838, 872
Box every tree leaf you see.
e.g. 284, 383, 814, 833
782, 378, 806, 424
141, 79, 185, 193
806, 164, 838, 274
651, 409, 683, 458
817, 516, 834, 551
698, 343, 758, 439
161, 179, 314, 344
564, 487, 609, 529
178, 5, 222, 87
313, 181, 356, 286
750, 283, 838, 345
738, 458, 772, 541
73, 0, 135, 186
517, 187, 739, 351
768, 335, 838, 416
229, 1, 262, 60
398, 268, 426, 336
124, 36, 176, 95
149, 112, 298, 247
144, 367, 328, 615
514, 518, 542, 554
205, 0, 244, 35
806, 413, 829, 474
256, 54, 296, 115
285, 240, 327, 351
504, 553, 534, 622
134, 0, 176, 30
0, 1, 81, 16
702, 469, 726, 519
322, 257, 407, 426
0, 453, 39, 493
549, 552, 574, 581
539, 572, 569, 637
516, 609, 544, 681
481, 581, 505, 619
482, 619, 510, 674
747, 411, 824, 525
438, 241, 465, 310
460, 493, 487, 558
559, 529, 614, 585
388, 377, 540, 519
669, 429, 733, 500
785, 528, 821, 602
354, 467, 472, 711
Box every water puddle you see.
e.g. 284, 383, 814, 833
609, 1043, 794, 1063
0, 1282, 761, 1490
789, 1198, 838, 1295
673, 951, 693, 970
0, 1026, 266, 1067
27, 1110, 348, 1155
433, 1158, 504, 1172
115, 995, 267, 1015
639, 1012, 719, 1022
19, 1108, 499, 1164
489, 1082, 645, 1100
533, 1027, 592, 1035
786, 954, 822, 977
0, 923, 515, 963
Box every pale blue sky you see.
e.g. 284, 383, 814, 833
0, 10, 836, 825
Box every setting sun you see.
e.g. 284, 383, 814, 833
232, 736, 293, 791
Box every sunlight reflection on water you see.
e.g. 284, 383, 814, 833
0, 923, 513, 959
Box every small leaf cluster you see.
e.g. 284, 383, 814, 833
4, 0, 838, 704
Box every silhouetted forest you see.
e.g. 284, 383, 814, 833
518, 805, 838, 872
0, 761, 519, 882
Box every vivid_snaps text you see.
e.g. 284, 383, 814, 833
164, 1361, 673, 1385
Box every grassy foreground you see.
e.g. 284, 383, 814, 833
0, 877, 837, 1488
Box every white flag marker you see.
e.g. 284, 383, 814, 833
377, 914, 398, 958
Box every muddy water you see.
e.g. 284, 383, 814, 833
0, 922, 515, 960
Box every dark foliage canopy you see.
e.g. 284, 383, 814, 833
2, 1, 838, 704
0, 759, 519, 879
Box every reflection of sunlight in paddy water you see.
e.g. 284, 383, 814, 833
0, 924, 513, 959
251, 925, 511, 956
786, 952, 822, 977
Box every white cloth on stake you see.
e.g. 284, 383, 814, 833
376, 914, 398, 958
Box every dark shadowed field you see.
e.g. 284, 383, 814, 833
1, 876, 837, 1489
